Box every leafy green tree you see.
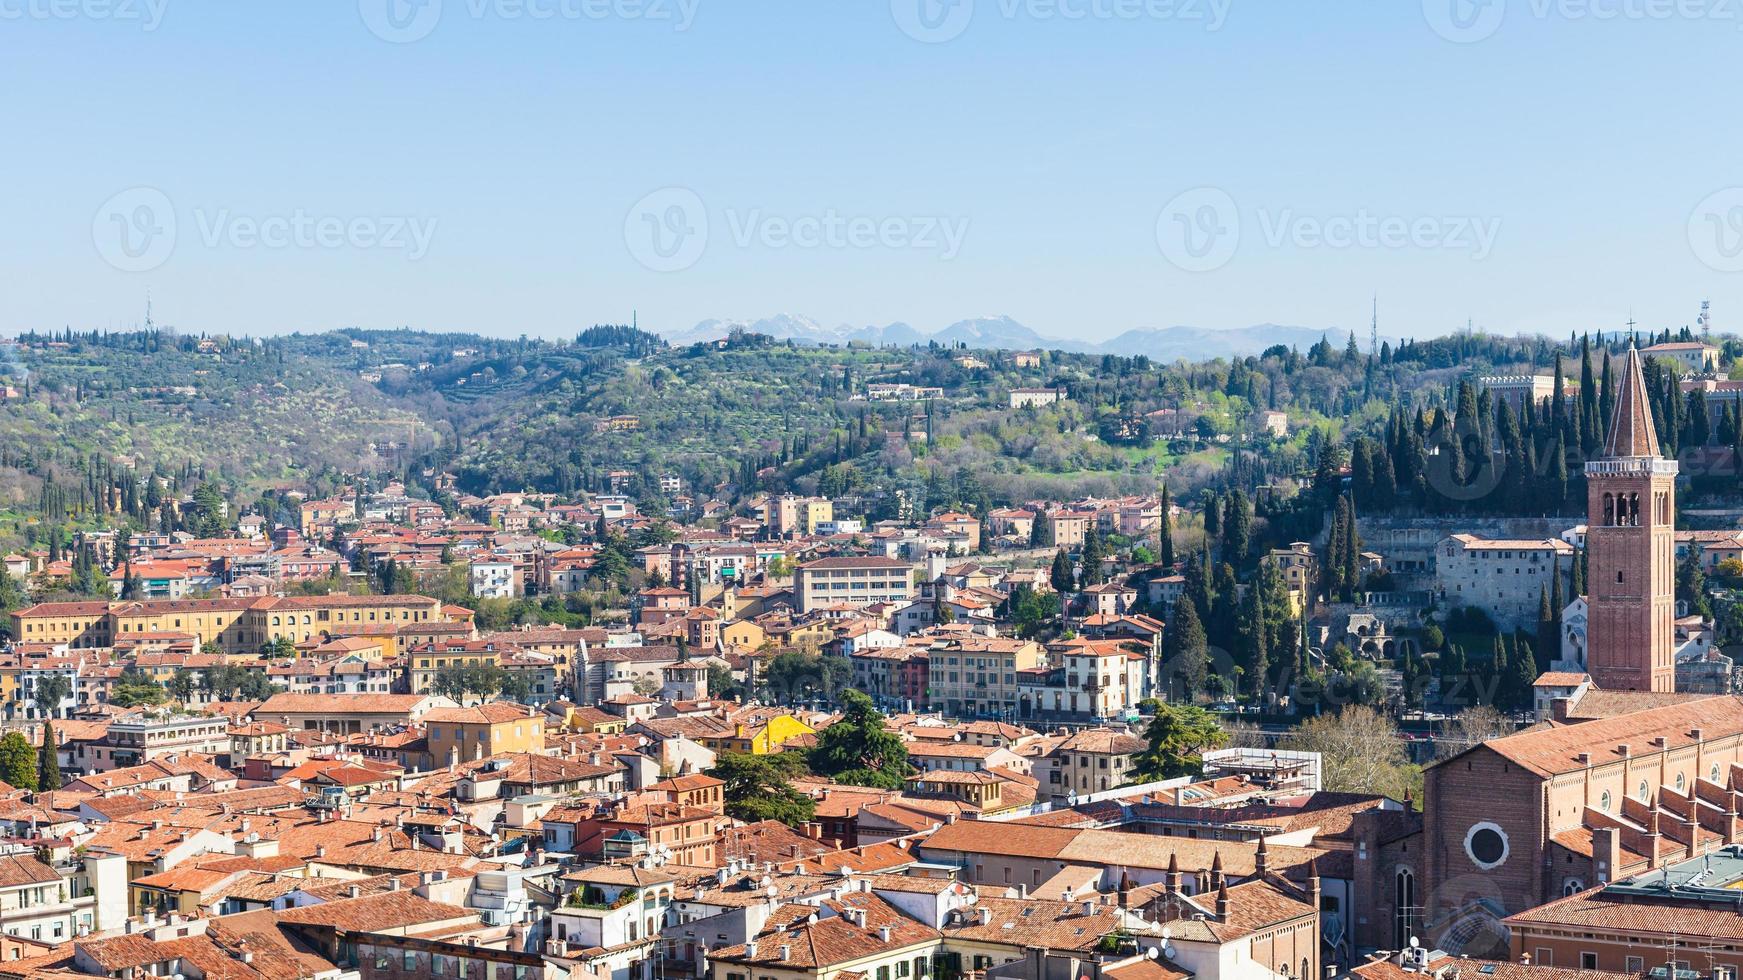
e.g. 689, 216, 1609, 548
168, 669, 196, 703
499, 672, 533, 704
0, 732, 37, 792
32, 674, 70, 718
37, 722, 61, 792
1678, 551, 1714, 620
109, 669, 167, 707
708, 752, 816, 826
237, 671, 277, 701
1131, 701, 1228, 781
807, 689, 911, 789
1006, 585, 1057, 639
762, 651, 848, 704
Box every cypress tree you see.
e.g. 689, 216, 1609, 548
1536, 585, 1557, 671
1158, 484, 1176, 568
37, 722, 60, 792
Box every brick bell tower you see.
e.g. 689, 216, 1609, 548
1584, 345, 1678, 692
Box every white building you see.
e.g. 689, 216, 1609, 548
470, 560, 517, 599
1009, 387, 1065, 408
1434, 534, 1574, 632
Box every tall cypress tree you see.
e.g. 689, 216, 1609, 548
1158, 484, 1176, 568
37, 722, 60, 792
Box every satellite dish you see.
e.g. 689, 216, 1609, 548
1409, 936, 1420, 949
1163, 942, 1176, 959
1145, 949, 1159, 961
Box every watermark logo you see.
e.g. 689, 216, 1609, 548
0, 0, 169, 30
1156, 188, 1502, 271
625, 187, 709, 273
361, 0, 699, 41
92, 189, 439, 271
1690, 187, 1743, 273
191, 209, 438, 259
1422, 0, 1506, 42
93, 187, 177, 273
1425, 0, 1743, 43
891, 0, 975, 42
624, 188, 971, 272
1156, 187, 1240, 272
359, 0, 443, 42
892, 0, 1229, 42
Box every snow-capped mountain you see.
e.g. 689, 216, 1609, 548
661, 315, 1365, 360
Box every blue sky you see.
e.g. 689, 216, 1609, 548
4, 0, 1741, 343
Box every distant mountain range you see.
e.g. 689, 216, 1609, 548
662, 315, 1368, 361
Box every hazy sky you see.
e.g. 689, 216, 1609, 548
5, 0, 1741, 342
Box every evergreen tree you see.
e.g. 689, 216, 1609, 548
1164, 596, 1209, 702
1183, 552, 1212, 624
1509, 636, 1539, 709
1050, 549, 1075, 593
1158, 484, 1176, 568
1224, 489, 1252, 563
1080, 527, 1107, 586
36, 722, 60, 792
1536, 586, 1556, 672
1239, 584, 1271, 702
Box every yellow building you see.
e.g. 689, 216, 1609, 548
13, 594, 449, 656
697, 713, 815, 755
404, 638, 518, 694
422, 701, 545, 767
1265, 541, 1316, 615
12, 600, 123, 648
720, 619, 768, 650
926, 636, 1046, 717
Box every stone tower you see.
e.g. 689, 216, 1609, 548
1584, 346, 1678, 692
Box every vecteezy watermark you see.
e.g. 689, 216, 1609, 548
890, 0, 1230, 43
192, 210, 438, 260
93, 187, 177, 273
1420, 0, 1506, 42
1689, 188, 1743, 273
1155, 187, 1240, 273
1423, 0, 1743, 43
623, 187, 970, 273
1155, 188, 1503, 272
624, 188, 709, 273
92, 188, 439, 272
359, 0, 699, 42
0, 0, 168, 29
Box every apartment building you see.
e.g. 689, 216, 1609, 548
13, 594, 449, 655
924, 636, 1046, 717
765, 495, 834, 538
794, 556, 915, 613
